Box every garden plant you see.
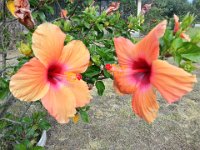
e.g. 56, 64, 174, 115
0, 0, 200, 149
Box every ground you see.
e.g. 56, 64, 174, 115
44, 70, 200, 150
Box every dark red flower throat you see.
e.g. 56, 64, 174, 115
47, 63, 64, 85
132, 58, 152, 87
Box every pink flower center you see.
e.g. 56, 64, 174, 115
132, 58, 151, 87
47, 63, 64, 86
47, 63, 82, 88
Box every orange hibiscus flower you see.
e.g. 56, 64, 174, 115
107, 20, 197, 123
10, 23, 91, 123
174, 14, 190, 41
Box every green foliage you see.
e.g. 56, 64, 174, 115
142, 0, 197, 33
30, 0, 55, 23
95, 81, 105, 96
160, 14, 200, 71
0, 77, 9, 100
52, 5, 138, 89
0, 26, 10, 52
77, 106, 90, 123
1, 1, 200, 147
192, 0, 200, 22
0, 112, 50, 149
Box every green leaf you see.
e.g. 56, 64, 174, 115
181, 13, 195, 31
0, 88, 9, 100
103, 69, 112, 78
85, 105, 90, 111
65, 34, 74, 43
171, 38, 183, 51
179, 43, 200, 62
83, 65, 101, 78
191, 31, 200, 44
63, 20, 72, 32
91, 55, 101, 66
38, 120, 51, 130
0, 78, 9, 100
162, 29, 174, 46
44, 4, 54, 15
80, 111, 89, 123
180, 61, 195, 73
181, 53, 200, 62
96, 48, 115, 63
84, 22, 90, 29
29, 0, 38, 6
96, 24, 104, 32
32, 146, 45, 150
174, 54, 182, 65
14, 144, 26, 150
38, 12, 46, 22
95, 81, 105, 96
22, 117, 32, 124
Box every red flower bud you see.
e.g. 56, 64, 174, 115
105, 64, 112, 70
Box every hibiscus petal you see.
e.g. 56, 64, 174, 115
132, 87, 159, 123
135, 20, 167, 64
59, 40, 90, 73
32, 23, 66, 66
10, 58, 49, 101
151, 60, 197, 104
68, 80, 91, 107
114, 37, 135, 67
41, 86, 76, 124
113, 70, 136, 94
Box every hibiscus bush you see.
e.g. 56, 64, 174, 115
1, 0, 200, 148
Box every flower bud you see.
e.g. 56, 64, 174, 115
18, 42, 32, 56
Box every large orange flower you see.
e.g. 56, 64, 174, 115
10, 23, 91, 123
174, 14, 190, 41
108, 20, 197, 123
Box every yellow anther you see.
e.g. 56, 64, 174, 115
64, 72, 78, 82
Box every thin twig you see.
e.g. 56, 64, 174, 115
68, 1, 79, 19
6, 56, 19, 60
0, 94, 16, 118
51, 17, 62, 22
0, 68, 6, 75
0, 118, 21, 125
83, 23, 95, 38
20, 102, 32, 119
3, 18, 18, 24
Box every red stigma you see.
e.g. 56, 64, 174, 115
105, 64, 112, 70
76, 74, 82, 80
